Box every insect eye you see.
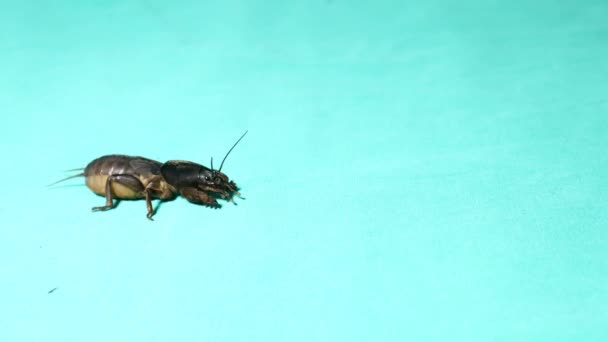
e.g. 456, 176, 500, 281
204, 175, 211, 181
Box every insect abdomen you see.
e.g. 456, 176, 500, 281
84, 155, 155, 199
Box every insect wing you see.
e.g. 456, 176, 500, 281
129, 157, 162, 176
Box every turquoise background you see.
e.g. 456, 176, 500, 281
1, 1, 607, 341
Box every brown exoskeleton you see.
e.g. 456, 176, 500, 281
50, 131, 247, 220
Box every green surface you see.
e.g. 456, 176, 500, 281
1, 1, 607, 341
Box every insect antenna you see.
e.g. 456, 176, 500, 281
210, 157, 214, 171
219, 130, 248, 172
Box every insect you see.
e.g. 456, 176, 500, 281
50, 131, 247, 220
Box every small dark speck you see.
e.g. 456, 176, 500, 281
48, 287, 58, 294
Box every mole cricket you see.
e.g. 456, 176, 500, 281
49, 131, 247, 220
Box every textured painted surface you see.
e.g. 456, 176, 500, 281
0, 1, 607, 341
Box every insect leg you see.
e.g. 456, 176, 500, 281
180, 187, 221, 209
144, 190, 154, 221
92, 174, 146, 214
143, 176, 176, 220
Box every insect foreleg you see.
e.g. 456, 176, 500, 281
180, 187, 221, 209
